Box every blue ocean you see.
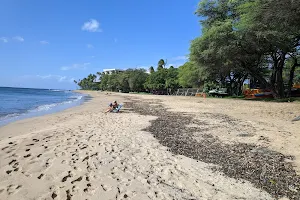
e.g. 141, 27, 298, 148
0, 87, 87, 126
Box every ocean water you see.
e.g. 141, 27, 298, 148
0, 87, 88, 127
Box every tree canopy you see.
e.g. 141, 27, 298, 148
77, 0, 300, 98
190, 0, 300, 98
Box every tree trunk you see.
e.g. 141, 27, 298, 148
228, 74, 234, 96
287, 58, 299, 98
238, 75, 248, 96
243, 63, 279, 97
275, 53, 286, 98
270, 59, 278, 87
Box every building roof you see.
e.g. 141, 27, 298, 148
103, 68, 124, 72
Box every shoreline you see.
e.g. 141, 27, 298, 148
0, 91, 95, 139
0, 91, 299, 199
0, 90, 90, 128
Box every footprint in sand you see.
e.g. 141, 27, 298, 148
82, 156, 89, 162
72, 185, 79, 193
2, 146, 9, 151
101, 184, 110, 192
51, 191, 58, 199
66, 189, 72, 200
21, 171, 32, 177
45, 185, 59, 200
6, 184, 22, 195
70, 176, 82, 184
6, 150, 14, 154
24, 154, 31, 158
37, 173, 44, 179
8, 159, 17, 165
42, 136, 52, 141
83, 183, 95, 194
62, 171, 72, 182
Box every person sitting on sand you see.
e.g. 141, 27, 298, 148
112, 101, 118, 109
105, 101, 119, 113
105, 103, 114, 113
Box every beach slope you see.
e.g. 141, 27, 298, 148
1, 91, 299, 199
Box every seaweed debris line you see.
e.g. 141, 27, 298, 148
125, 98, 300, 200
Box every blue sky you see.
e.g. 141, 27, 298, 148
0, 0, 201, 89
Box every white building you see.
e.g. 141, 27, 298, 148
103, 68, 124, 75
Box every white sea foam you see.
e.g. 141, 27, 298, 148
32, 95, 84, 112
50, 89, 62, 92
34, 103, 57, 112
0, 113, 20, 121
69, 95, 83, 100
0, 94, 86, 127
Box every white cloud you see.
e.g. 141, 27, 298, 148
60, 63, 90, 71
86, 44, 94, 49
37, 75, 52, 79
60, 67, 70, 71
58, 76, 67, 82
35, 75, 74, 83
40, 40, 49, 45
13, 36, 24, 42
0, 37, 8, 43
81, 19, 102, 32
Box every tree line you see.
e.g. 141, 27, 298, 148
77, 0, 300, 98
189, 0, 300, 98
76, 59, 210, 94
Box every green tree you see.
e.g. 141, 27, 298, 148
99, 72, 109, 90
93, 69, 149, 92
191, 0, 300, 98
237, 0, 300, 97
144, 69, 167, 91
165, 67, 179, 94
77, 74, 98, 90
118, 72, 130, 92
283, 57, 300, 97
127, 69, 149, 92
157, 59, 166, 70
149, 66, 155, 74
178, 62, 202, 88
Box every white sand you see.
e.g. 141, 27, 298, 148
1, 91, 297, 199
124, 94, 300, 174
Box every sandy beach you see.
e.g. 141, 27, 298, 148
0, 91, 299, 200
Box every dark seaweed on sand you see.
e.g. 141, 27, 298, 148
125, 98, 300, 199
